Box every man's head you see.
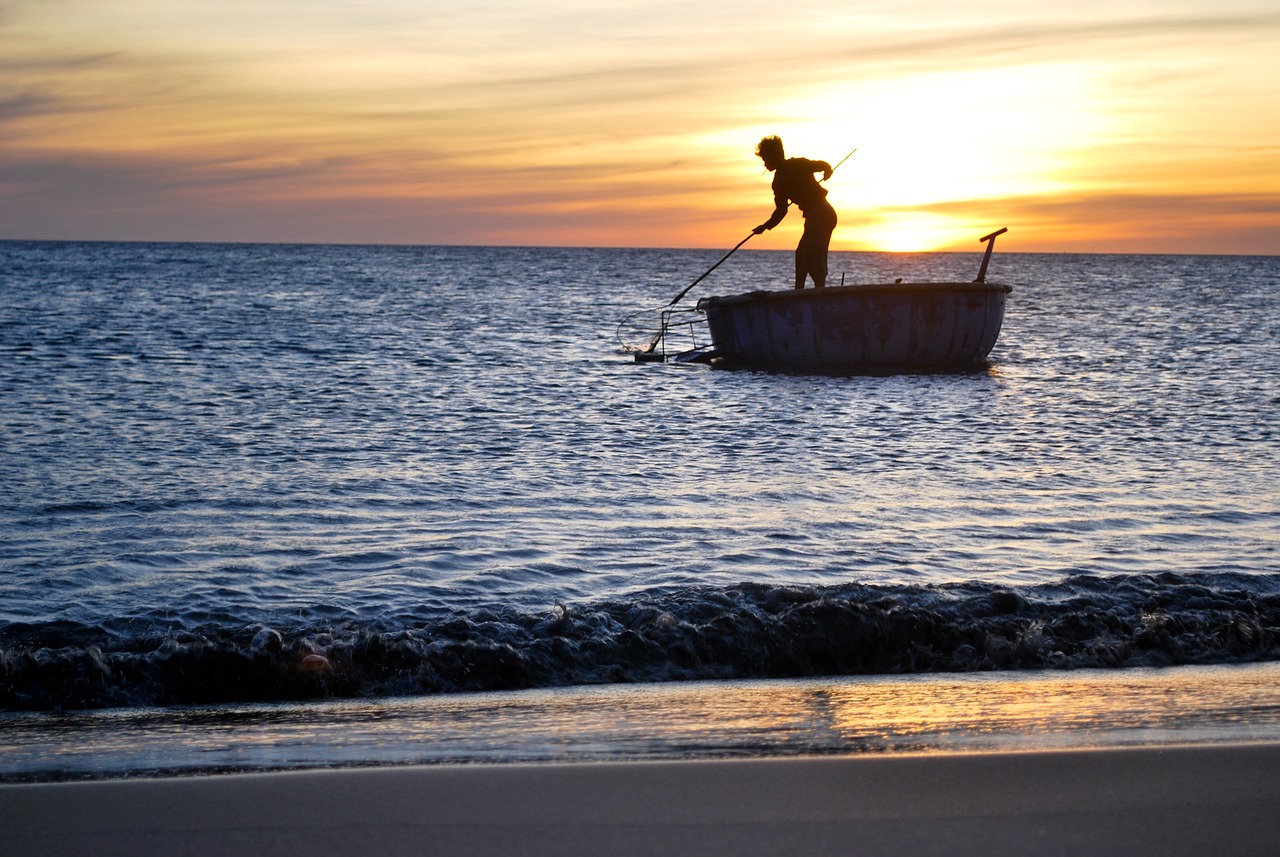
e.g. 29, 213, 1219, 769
756, 136, 785, 171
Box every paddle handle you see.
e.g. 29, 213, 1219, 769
667, 231, 756, 307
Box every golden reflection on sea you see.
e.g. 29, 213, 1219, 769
6, 663, 1279, 780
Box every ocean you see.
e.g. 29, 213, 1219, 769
2, 240, 1278, 780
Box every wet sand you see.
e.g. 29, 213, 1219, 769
4, 743, 1279, 856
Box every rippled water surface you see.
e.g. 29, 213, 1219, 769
1, 242, 1278, 714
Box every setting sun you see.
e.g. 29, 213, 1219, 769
757, 65, 1105, 251
856, 213, 971, 253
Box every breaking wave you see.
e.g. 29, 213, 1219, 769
4, 572, 1279, 711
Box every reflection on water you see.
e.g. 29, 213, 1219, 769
4, 662, 1280, 781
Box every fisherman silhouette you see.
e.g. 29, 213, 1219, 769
752, 136, 837, 289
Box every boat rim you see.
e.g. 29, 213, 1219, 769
698, 281, 1012, 309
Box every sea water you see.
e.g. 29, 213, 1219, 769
1, 241, 1278, 779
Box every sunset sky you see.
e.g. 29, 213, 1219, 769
3, 1, 1278, 253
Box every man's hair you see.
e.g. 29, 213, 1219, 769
755, 136, 784, 160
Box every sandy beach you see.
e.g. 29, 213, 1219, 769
4, 743, 1278, 856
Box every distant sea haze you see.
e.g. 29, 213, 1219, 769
1, 242, 1278, 711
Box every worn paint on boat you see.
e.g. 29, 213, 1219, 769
698, 280, 1011, 373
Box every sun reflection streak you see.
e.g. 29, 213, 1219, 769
6, 664, 1280, 779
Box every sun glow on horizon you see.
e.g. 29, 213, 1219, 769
855, 213, 972, 253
